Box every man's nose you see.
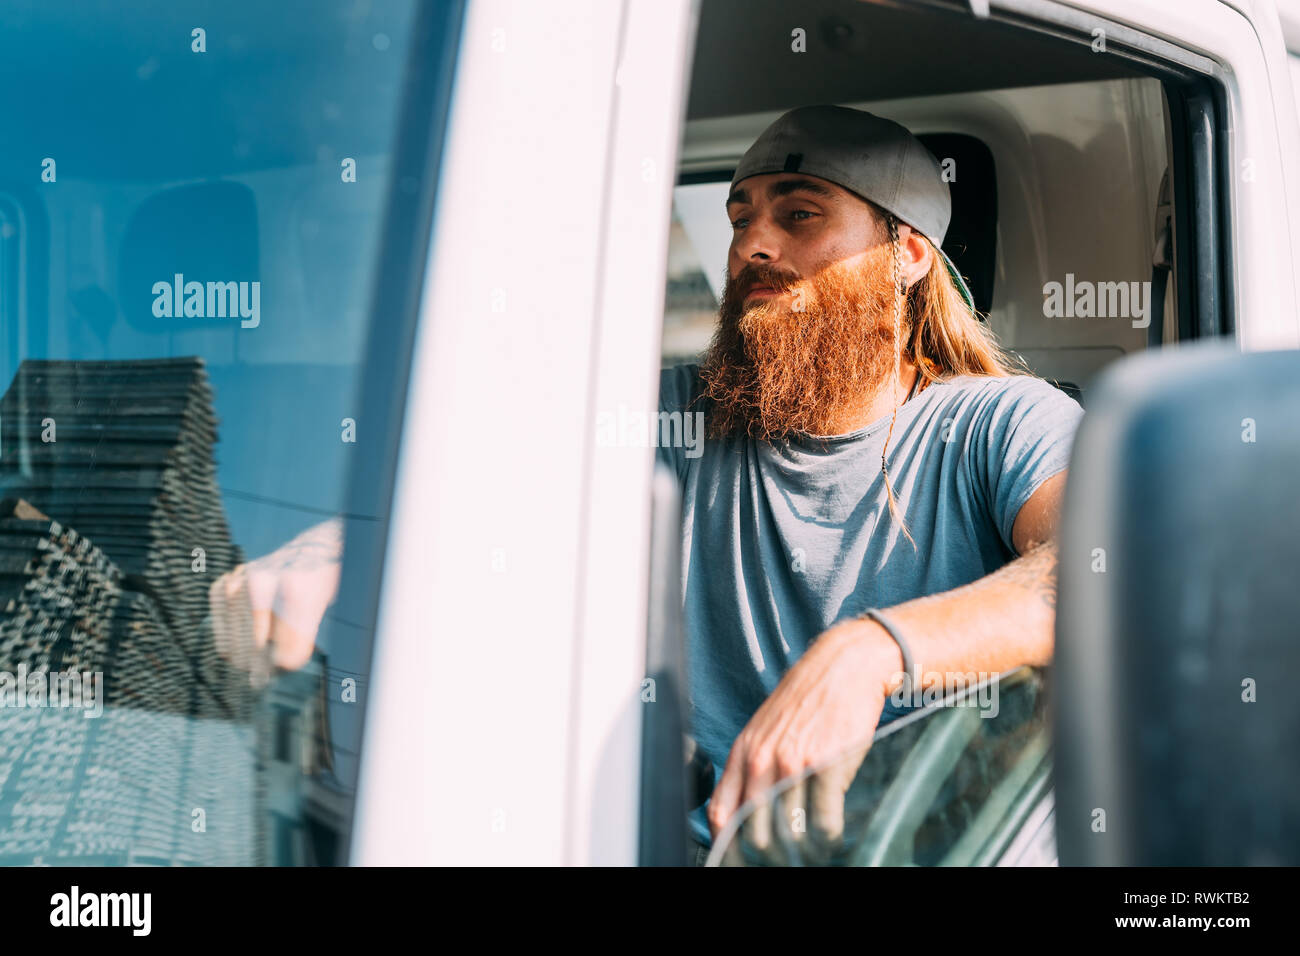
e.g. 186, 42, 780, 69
731, 213, 782, 266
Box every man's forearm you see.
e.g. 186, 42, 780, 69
838, 541, 1060, 700
709, 536, 1063, 835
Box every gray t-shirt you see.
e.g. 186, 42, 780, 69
656, 364, 1083, 841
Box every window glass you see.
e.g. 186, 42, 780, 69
664, 180, 730, 365
707, 668, 1049, 866
0, 0, 458, 865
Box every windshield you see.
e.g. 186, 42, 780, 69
0, 0, 459, 866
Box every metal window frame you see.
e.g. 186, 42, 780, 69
334, 0, 467, 865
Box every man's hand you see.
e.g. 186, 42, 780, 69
707, 619, 900, 858
209, 517, 343, 685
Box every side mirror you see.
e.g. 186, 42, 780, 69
1054, 342, 1300, 864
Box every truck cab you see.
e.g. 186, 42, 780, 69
1, 0, 1298, 866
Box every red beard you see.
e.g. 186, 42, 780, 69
700, 246, 901, 440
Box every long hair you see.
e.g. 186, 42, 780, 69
878, 213, 1027, 548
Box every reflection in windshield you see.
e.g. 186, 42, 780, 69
706, 668, 1048, 866
0, 0, 448, 865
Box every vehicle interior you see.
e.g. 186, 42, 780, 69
661, 0, 1228, 864
664, 0, 1220, 396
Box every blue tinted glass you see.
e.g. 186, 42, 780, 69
0, 0, 455, 865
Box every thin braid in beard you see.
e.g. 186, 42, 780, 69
882, 215, 917, 550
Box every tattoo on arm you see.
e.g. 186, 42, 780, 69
991, 540, 1059, 610
259, 517, 344, 572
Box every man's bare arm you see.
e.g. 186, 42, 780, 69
707, 471, 1069, 834
851, 470, 1068, 699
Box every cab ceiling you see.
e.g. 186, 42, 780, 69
686, 0, 1147, 119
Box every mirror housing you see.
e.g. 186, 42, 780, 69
1054, 342, 1300, 864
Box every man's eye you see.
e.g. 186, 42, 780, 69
789, 209, 816, 222
730, 217, 749, 229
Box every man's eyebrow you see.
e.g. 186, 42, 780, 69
725, 179, 837, 207
725, 186, 749, 207
770, 179, 837, 200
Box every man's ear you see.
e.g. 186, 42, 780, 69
897, 224, 934, 289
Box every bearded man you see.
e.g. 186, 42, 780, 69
655, 105, 1084, 860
